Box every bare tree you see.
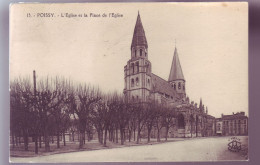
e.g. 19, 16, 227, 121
35, 77, 67, 152
164, 108, 176, 141
67, 84, 101, 149
135, 103, 149, 144
10, 78, 33, 151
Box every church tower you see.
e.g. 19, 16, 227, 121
124, 12, 152, 103
168, 46, 186, 98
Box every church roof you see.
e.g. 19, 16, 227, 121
168, 47, 185, 81
151, 73, 176, 97
131, 12, 148, 49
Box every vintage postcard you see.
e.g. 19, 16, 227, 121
9, 2, 248, 162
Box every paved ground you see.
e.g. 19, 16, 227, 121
10, 136, 248, 162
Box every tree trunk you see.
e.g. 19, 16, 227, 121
51, 135, 54, 144
15, 135, 18, 146
83, 132, 85, 144
18, 136, 21, 146
137, 129, 141, 144
100, 130, 104, 144
63, 131, 66, 146
111, 129, 114, 142
39, 135, 42, 148
134, 129, 136, 141
147, 128, 151, 143
165, 126, 169, 141
137, 123, 141, 144
157, 129, 160, 142
34, 135, 38, 154
57, 131, 60, 148
44, 124, 50, 152
79, 131, 84, 149
120, 129, 124, 145
23, 131, 29, 151
109, 129, 111, 141
104, 128, 108, 147
72, 131, 74, 142
115, 128, 118, 143
128, 129, 132, 142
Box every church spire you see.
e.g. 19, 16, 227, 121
168, 47, 185, 82
131, 12, 148, 49
199, 98, 203, 111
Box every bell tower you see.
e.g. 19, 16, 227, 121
168, 46, 186, 98
124, 12, 152, 103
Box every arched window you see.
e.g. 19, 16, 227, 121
178, 82, 181, 89
131, 78, 134, 87
147, 79, 150, 86
183, 85, 185, 90
136, 77, 139, 86
140, 49, 142, 56
174, 83, 176, 90
136, 62, 139, 73
135, 50, 137, 57
131, 63, 134, 73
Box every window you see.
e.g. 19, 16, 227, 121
178, 82, 181, 89
131, 78, 134, 87
136, 96, 139, 100
140, 49, 142, 56
132, 96, 134, 101
131, 63, 134, 73
174, 83, 176, 90
217, 123, 221, 131
135, 50, 137, 57
136, 77, 139, 86
183, 85, 185, 90
136, 62, 139, 73
147, 79, 150, 86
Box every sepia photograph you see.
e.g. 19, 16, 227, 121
9, 2, 248, 162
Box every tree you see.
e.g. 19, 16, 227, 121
35, 77, 67, 152
10, 78, 33, 151
154, 105, 164, 142
135, 103, 149, 144
113, 97, 129, 145
164, 108, 176, 141
67, 84, 101, 149
146, 102, 158, 143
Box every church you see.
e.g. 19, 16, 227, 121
123, 12, 215, 138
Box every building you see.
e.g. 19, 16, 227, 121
123, 12, 214, 138
216, 112, 248, 136
123, 12, 186, 106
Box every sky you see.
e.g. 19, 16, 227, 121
10, 2, 248, 118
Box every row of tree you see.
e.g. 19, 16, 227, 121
10, 73, 177, 154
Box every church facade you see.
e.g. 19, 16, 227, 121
123, 13, 215, 138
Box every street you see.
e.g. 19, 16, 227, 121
10, 136, 247, 162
